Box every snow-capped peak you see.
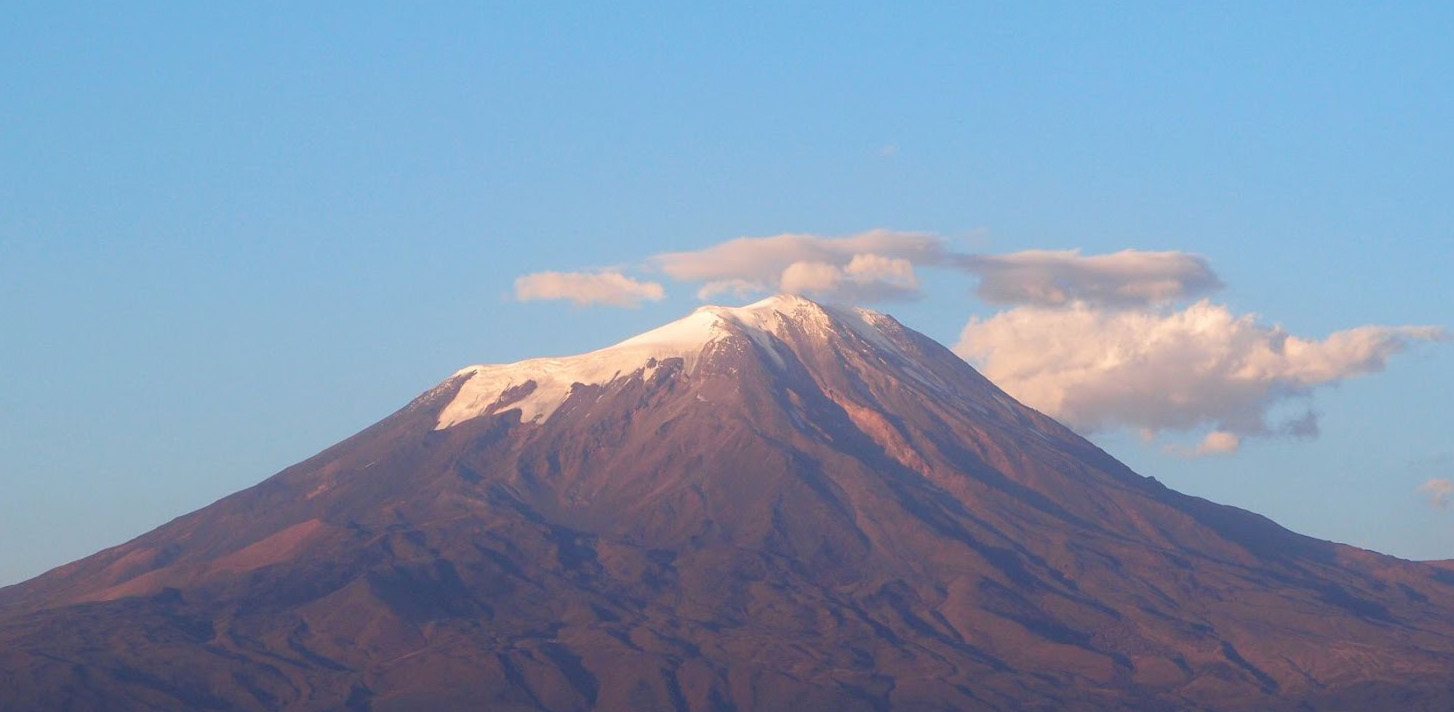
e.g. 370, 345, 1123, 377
433, 295, 898, 429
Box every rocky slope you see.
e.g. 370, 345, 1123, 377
4, 295, 1454, 711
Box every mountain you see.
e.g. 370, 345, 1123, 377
4, 294, 1454, 711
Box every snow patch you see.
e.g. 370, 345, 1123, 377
434, 294, 912, 429
436, 310, 729, 428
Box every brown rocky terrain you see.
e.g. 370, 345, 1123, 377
3, 295, 1454, 711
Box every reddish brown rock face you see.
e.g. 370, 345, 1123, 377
3, 296, 1454, 711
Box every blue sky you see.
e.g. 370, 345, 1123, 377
2, 3, 1452, 586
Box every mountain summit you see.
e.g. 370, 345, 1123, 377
4, 295, 1454, 711
436, 294, 924, 428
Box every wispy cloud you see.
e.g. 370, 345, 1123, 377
514, 271, 665, 308
516, 230, 1220, 309
956, 300, 1445, 453
652, 234, 1220, 307
651, 229, 948, 303
1167, 430, 1242, 457
1419, 478, 1454, 509
959, 249, 1223, 308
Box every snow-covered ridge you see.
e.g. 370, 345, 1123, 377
434, 295, 897, 429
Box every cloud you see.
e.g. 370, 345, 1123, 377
1190, 431, 1241, 457
1419, 478, 1454, 509
958, 249, 1223, 308
514, 271, 665, 308
777, 254, 921, 302
654, 238, 1219, 307
518, 230, 1221, 311
778, 261, 843, 293
652, 229, 948, 303
955, 300, 1445, 450
1163, 430, 1243, 458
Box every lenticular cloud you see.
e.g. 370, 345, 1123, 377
514, 271, 665, 308
652, 230, 945, 303
958, 249, 1223, 308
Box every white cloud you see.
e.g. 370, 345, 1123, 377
1197, 431, 1242, 456
775, 254, 921, 302
1419, 478, 1454, 509
652, 230, 946, 302
648, 236, 1217, 309
846, 253, 918, 284
779, 261, 843, 293
955, 300, 1445, 449
514, 271, 665, 308
959, 249, 1223, 308
1165, 430, 1242, 458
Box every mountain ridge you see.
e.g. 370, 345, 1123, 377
436, 294, 945, 428
3, 295, 1454, 711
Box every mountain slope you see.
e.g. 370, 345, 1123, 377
4, 294, 1454, 711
